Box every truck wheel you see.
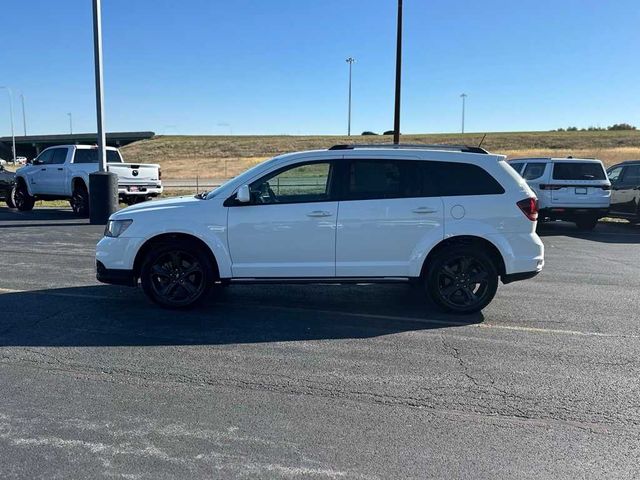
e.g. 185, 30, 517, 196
13, 183, 35, 211
425, 246, 499, 314
5, 187, 16, 208
140, 240, 215, 309
70, 183, 90, 217
575, 217, 598, 231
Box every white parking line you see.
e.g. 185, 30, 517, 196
1, 286, 636, 339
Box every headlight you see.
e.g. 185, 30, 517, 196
104, 219, 133, 238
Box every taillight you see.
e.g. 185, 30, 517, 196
517, 197, 538, 221
539, 184, 563, 190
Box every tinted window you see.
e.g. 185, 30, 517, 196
509, 162, 524, 174
428, 162, 505, 196
553, 162, 606, 180
522, 162, 546, 180
74, 149, 122, 164
50, 148, 68, 165
347, 159, 422, 200
249, 162, 332, 204
37, 150, 54, 164
622, 165, 640, 185
607, 166, 623, 183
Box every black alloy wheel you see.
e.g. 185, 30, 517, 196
426, 246, 498, 314
13, 183, 35, 211
141, 242, 215, 308
70, 184, 89, 216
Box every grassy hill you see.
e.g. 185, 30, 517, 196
120, 130, 640, 179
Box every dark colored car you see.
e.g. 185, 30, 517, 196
0, 164, 16, 208
607, 161, 640, 222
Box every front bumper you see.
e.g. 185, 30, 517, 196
96, 261, 136, 286
501, 270, 540, 284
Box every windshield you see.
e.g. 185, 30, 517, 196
204, 155, 283, 199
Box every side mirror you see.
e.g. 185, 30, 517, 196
237, 184, 251, 203
33, 159, 42, 165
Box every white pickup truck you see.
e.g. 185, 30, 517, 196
13, 144, 162, 215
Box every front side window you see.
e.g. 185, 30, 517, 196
607, 166, 623, 183
622, 165, 640, 184
249, 162, 332, 204
553, 162, 606, 180
36, 149, 55, 164
50, 148, 68, 165
522, 162, 546, 180
347, 159, 421, 200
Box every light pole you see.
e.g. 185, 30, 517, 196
393, 0, 403, 144
0, 86, 16, 163
89, 0, 118, 224
20, 93, 27, 136
460, 93, 467, 135
67, 112, 73, 134
345, 57, 355, 136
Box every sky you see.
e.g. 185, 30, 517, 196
0, 0, 639, 136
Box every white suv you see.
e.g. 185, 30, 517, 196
96, 145, 544, 314
508, 157, 611, 230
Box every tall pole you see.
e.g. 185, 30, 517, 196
393, 0, 403, 144
346, 57, 355, 136
20, 93, 27, 136
460, 93, 467, 135
67, 112, 73, 134
93, 0, 106, 172
0, 87, 16, 163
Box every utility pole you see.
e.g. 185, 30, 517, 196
393, 0, 403, 144
89, 0, 118, 224
0, 86, 16, 163
20, 93, 27, 136
460, 93, 467, 135
67, 112, 73, 134
345, 57, 355, 136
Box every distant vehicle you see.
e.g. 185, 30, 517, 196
508, 157, 610, 230
13, 145, 162, 215
0, 164, 16, 208
0, 158, 6, 166
96, 144, 544, 313
606, 161, 640, 223
15, 156, 28, 165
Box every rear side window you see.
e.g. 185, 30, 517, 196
74, 149, 122, 164
522, 163, 546, 180
552, 162, 606, 180
426, 162, 505, 196
346, 159, 421, 200
509, 162, 524, 174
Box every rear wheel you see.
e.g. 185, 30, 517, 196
13, 183, 35, 211
70, 182, 89, 217
575, 217, 598, 231
140, 241, 215, 309
425, 246, 499, 314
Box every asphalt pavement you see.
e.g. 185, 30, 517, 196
0, 207, 639, 479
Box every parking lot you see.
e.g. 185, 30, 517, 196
0, 207, 639, 478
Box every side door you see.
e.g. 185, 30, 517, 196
335, 157, 444, 278
26, 149, 55, 195
227, 160, 339, 278
40, 147, 69, 194
615, 165, 640, 215
607, 166, 626, 214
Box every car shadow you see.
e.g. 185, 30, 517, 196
0, 283, 483, 347
537, 220, 640, 244
0, 207, 89, 225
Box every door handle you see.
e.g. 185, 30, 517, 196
57, 168, 64, 171
40, 168, 46, 171
307, 210, 332, 217
412, 207, 438, 214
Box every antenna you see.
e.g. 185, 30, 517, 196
478, 133, 487, 149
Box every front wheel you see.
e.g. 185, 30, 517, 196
140, 241, 215, 309
425, 246, 499, 314
13, 183, 35, 211
5, 188, 16, 208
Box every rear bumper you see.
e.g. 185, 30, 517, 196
540, 207, 609, 219
96, 261, 136, 287
118, 185, 163, 197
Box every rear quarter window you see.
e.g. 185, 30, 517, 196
552, 162, 606, 180
74, 149, 123, 164
522, 163, 546, 180
427, 162, 505, 196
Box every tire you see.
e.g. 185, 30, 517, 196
575, 217, 598, 231
13, 182, 35, 211
5, 187, 16, 208
70, 182, 90, 217
425, 246, 499, 314
140, 241, 215, 309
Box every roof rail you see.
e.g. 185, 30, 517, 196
328, 143, 489, 154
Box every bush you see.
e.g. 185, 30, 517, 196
567, 126, 578, 132
383, 130, 396, 135
361, 131, 378, 136
608, 123, 636, 131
